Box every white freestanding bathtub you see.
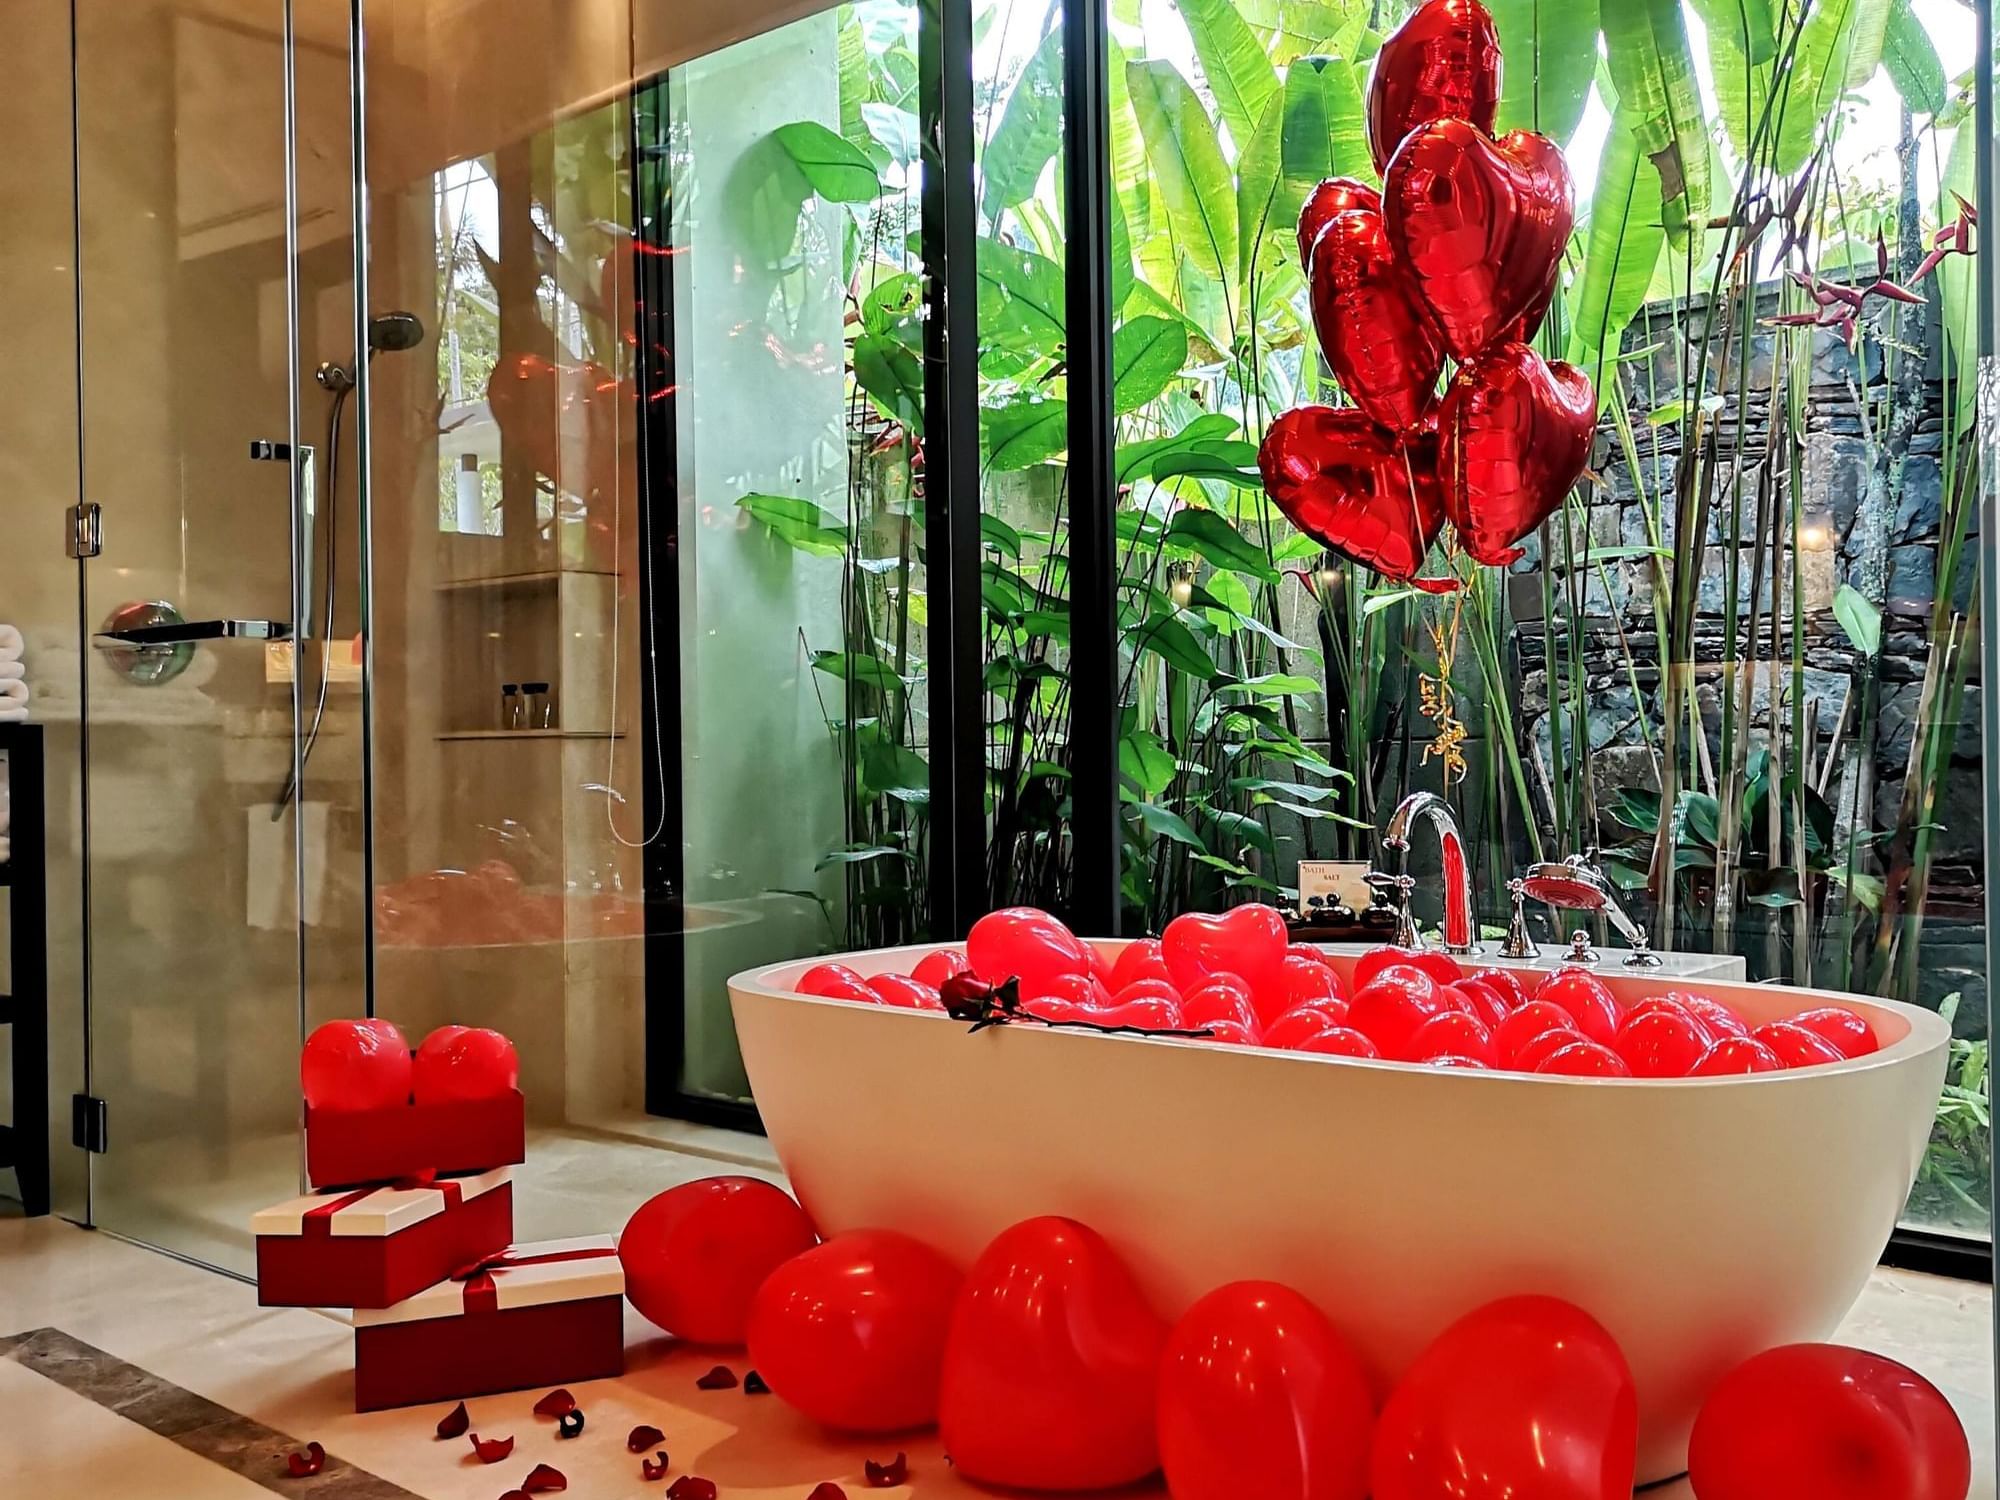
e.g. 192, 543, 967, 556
729, 941, 1951, 1485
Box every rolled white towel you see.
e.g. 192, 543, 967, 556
0, 678, 27, 721
0, 661, 20, 681
0, 623, 20, 662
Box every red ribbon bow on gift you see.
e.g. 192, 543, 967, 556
301, 1171, 458, 1239
448, 1244, 619, 1316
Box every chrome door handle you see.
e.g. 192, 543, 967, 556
95, 618, 293, 646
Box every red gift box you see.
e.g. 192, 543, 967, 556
304, 1090, 526, 1189
352, 1236, 625, 1411
252, 1167, 514, 1309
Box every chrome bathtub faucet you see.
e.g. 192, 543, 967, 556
1370, 791, 1480, 957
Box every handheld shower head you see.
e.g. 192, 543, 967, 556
367, 310, 425, 353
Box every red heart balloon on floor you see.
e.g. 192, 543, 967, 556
939, 1216, 1166, 1491
1298, 176, 1383, 273
1259, 407, 1444, 581
748, 1229, 962, 1433
1162, 904, 1289, 1000
1439, 341, 1596, 566
1687, 1343, 1971, 1500
1309, 210, 1445, 435
1384, 121, 1575, 360
1371, 1295, 1637, 1500
1367, 0, 1502, 173
1160, 1282, 1375, 1500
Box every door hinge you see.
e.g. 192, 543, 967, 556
66, 502, 102, 560
71, 1094, 107, 1154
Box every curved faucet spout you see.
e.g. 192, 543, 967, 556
1381, 791, 1478, 955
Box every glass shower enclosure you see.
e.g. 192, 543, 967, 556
0, 0, 869, 1274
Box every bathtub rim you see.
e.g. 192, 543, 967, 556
728, 939, 1953, 1087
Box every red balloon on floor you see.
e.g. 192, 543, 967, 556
1159, 1281, 1375, 1500
621, 1177, 818, 1346
747, 1229, 962, 1434
1687, 1344, 1970, 1500
1372, 1295, 1637, 1500
939, 1216, 1166, 1491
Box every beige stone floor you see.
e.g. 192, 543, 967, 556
0, 1164, 1993, 1498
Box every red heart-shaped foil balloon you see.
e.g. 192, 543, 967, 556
1309, 209, 1445, 434
1439, 341, 1596, 566
939, 1217, 1166, 1491
1161, 904, 1290, 1000
1372, 1295, 1638, 1500
1384, 121, 1575, 360
1259, 407, 1444, 580
1298, 176, 1382, 274
1366, 0, 1502, 174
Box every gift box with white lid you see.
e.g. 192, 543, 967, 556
251, 1167, 514, 1310
351, 1235, 625, 1411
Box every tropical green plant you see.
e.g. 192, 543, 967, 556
737, 0, 1977, 991
1907, 995, 1993, 1232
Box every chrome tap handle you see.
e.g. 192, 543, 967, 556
1499, 877, 1537, 959
1363, 869, 1420, 950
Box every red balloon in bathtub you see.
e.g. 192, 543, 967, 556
1109, 937, 1176, 991
939, 1217, 1167, 1491
1261, 1007, 1345, 1051
1096, 995, 1187, 1031
1495, 1000, 1579, 1068
1471, 966, 1532, 1011
797, 962, 879, 1004
1688, 1036, 1784, 1075
1687, 1343, 1970, 1500
301, 1019, 412, 1112
411, 1026, 518, 1103
1181, 975, 1263, 1036
866, 973, 946, 1011
1354, 945, 1463, 991
967, 907, 1092, 995
1681, 992, 1750, 1038
1163, 904, 1289, 999
1345, 968, 1451, 1059
911, 947, 973, 989
1787, 1005, 1878, 1059
1612, 1008, 1709, 1078
1754, 1021, 1846, 1070
747, 1229, 962, 1434
1258, 952, 1344, 1027
1406, 1008, 1496, 1066
1535, 968, 1623, 1046
1038, 971, 1115, 1011
1159, 1281, 1375, 1500
1372, 1295, 1637, 1500
620, 1177, 818, 1346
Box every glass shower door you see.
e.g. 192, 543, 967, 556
70, 0, 339, 1273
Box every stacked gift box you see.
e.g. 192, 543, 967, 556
252, 1022, 625, 1411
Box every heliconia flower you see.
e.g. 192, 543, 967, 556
1867, 278, 1925, 306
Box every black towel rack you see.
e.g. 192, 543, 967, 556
0, 723, 49, 1216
